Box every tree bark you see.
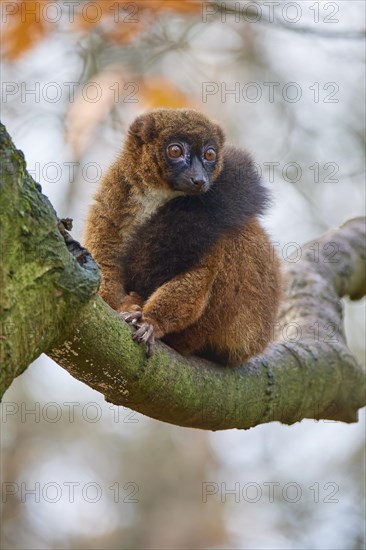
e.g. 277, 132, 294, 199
1, 122, 365, 430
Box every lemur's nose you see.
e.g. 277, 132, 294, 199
190, 177, 206, 187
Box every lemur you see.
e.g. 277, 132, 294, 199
83, 109, 281, 365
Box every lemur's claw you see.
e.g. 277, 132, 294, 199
121, 310, 142, 325
132, 322, 155, 357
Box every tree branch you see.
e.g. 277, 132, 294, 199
0, 123, 100, 391
1, 123, 365, 430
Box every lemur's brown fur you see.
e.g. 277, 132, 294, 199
84, 109, 281, 365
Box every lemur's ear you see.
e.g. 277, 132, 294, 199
215, 123, 225, 145
128, 113, 157, 145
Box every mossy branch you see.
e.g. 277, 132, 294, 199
1, 123, 365, 430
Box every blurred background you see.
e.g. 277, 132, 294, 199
1, 1, 365, 548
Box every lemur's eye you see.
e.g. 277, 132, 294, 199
204, 147, 216, 162
167, 144, 184, 158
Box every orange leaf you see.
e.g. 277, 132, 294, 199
142, 0, 202, 14
139, 76, 198, 110
71, 0, 202, 43
1, 0, 53, 60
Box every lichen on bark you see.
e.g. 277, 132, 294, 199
0, 123, 100, 394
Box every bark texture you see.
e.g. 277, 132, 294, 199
1, 123, 365, 430
0, 123, 100, 391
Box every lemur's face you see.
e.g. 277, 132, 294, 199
164, 137, 219, 195
125, 109, 225, 195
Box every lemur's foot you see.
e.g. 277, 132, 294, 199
120, 310, 155, 357
132, 322, 155, 357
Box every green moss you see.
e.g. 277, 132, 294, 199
0, 123, 100, 397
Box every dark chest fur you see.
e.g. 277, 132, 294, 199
122, 146, 269, 300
